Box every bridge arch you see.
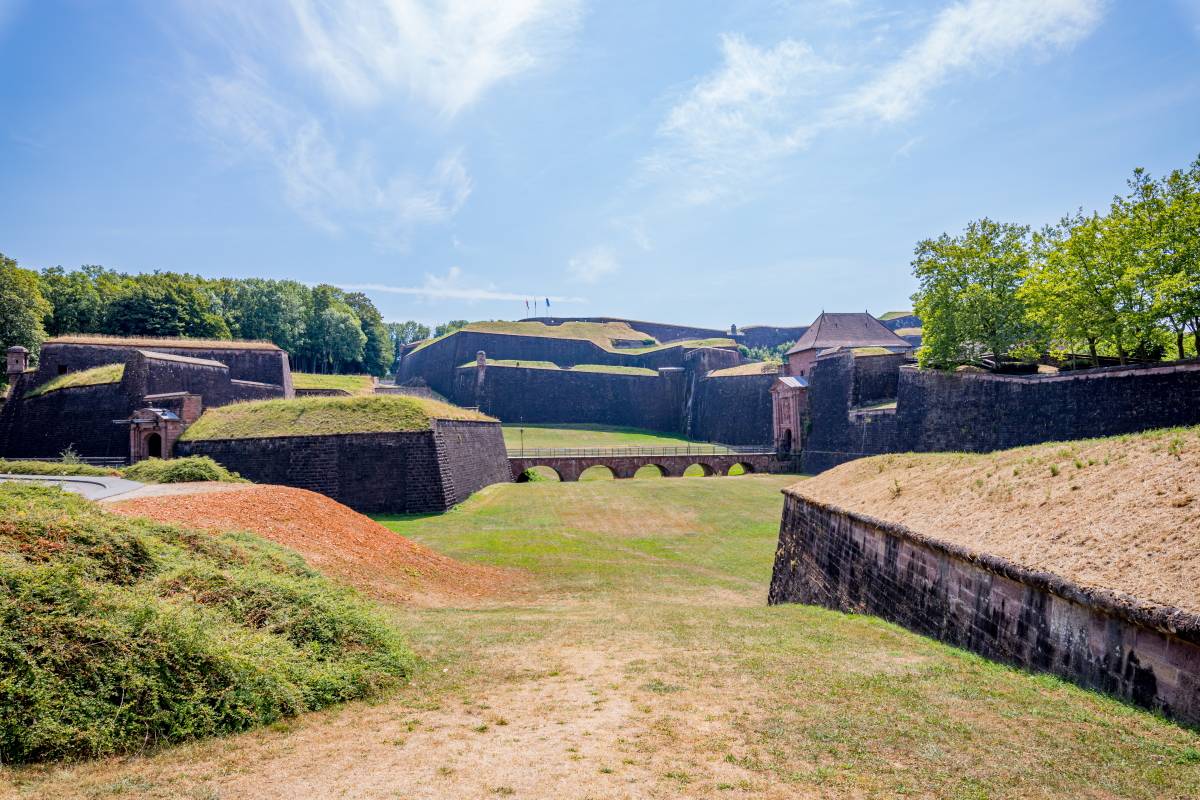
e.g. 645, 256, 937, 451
516, 465, 563, 482
683, 463, 716, 477
633, 463, 671, 479
579, 464, 616, 481
727, 462, 755, 476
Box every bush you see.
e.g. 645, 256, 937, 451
0, 459, 117, 477
121, 456, 246, 484
0, 484, 413, 763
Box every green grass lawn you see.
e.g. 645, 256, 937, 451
502, 423, 719, 450
291, 372, 375, 395
10, 478, 1197, 798
369, 478, 1200, 798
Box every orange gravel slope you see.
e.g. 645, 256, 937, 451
110, 485, 519, 606
791, 426, 1200, 613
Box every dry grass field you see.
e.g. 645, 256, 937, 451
6, 474, 1199, 800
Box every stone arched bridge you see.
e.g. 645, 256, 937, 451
508, 446, 778, 482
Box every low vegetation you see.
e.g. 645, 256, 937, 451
291, 372, 375, 395
0, 484, 412, 763
416, 320, 737, 356
121, 456, 245, 484
23, 363, 124, 398
179, 395, 493, 441
469, 359, 657, 376
0, 456, 245, 483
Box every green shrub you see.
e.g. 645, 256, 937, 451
0, 484, 412, 763
121, 456, 246, 484
0, 459, 117, 477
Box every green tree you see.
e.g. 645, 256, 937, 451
911, 218, 1039, 368
1151, 157, 1200, 358
104, 272, 230, 339
39, 265, 111, 335
224, 278, 311, 353
0, 253, 52, 373
344, 292, 393, 377
385, 320, 431, 374
434, 319, 468, 337
307, 307, 366, 373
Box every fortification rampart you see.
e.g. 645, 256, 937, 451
803, 354, 1200, 472
520, 316, 731, 343
739, 325, 808, 350
175, 419, 509, 513
687, 371, 775, 445
33, 341, 292, 392
769, 492, 1200, 726
457, 364, 686, 432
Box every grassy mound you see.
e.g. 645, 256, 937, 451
413, 320, 737, 355
24, 363, 124, 398
121, 456, 246, 484
707, 362, 779, 377
0, 484, 412, 763
179, 395, 494, 441
291, 373, 375, 395
466, 359, 658, 376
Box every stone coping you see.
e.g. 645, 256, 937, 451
780, 487, 1200, 642
899, 359, 1200, 384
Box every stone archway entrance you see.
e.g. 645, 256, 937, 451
146, 432, 162, 458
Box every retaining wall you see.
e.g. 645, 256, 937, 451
175, 420, 509, 513
687, 372, 775, 445
768, 493, 1200, 727
33, 342, 292, 393
803, 355, 1200, 472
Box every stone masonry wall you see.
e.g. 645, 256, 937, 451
0, 381, 130, 458
769, 493, 1200, 726
687, 372, 775, 445
457, 365, 686, 432
175, 423, 510, 514
33, 342, 291, 391
802, 355, 1200, 473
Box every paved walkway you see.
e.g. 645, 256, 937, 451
0, 474, 145, 500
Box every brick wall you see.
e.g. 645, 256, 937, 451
175, 423, 510, 514
34, 342, 291, 391
0, 381, 130, 458
739, 325, 808, 350
768, 493, 1200, 726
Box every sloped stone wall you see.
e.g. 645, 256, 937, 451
687, 372, 774, 445
176, 423, 509, 514
769, 493, 1200, 727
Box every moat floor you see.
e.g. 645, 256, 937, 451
6, 477, 1200, 800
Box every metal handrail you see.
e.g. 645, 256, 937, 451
507, 444, 772, 458
4, 456, 128, 466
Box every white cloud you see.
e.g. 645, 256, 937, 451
567, 246, 620, 284
649, 0, 1105, 204
186, 0, 579, 243
199, 68, 471, 243
845, 0, 1105, 122
344, 268, 587, 303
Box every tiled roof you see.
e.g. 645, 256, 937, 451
786, 313, 911, 355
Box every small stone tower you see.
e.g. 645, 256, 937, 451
6, 345, 28, 380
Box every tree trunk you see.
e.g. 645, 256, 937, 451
1177, 331, 1186, 361
1088, 338, 1098, 366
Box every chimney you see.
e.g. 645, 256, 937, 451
6, 346, 29, 379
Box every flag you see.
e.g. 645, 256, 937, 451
545, 297, 551, 309
524, 299, 529, 311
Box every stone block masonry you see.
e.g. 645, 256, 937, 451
175, 420, 510, 514
769, 493, 1200, 727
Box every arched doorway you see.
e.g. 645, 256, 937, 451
146, 433, 162, 459
779, 428, 792, 456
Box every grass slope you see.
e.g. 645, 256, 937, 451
414, 320, 736, 355
10, 478, 1197, 797
794, 425, 1200, 613
707, 362, 779, 377
180, 395, 493, 441
24, 363, 124, 398
291, 373, 375, 395
0, 485, 411, 763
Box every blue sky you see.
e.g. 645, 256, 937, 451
1, 1, 1198, 329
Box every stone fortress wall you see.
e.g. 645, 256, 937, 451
768, 493, 1200, 727
803, 351, 1200, 472
176, 420, 509, 514
520, 316, 808, 351
0, 339, 293, 459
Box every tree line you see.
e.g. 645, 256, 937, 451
0, 256, 465, 380
912, 156, 1200, 369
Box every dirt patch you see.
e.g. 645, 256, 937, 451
793, 427, 1200, 612
109, 484, 521, 606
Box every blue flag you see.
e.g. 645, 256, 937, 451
545, 297, 551, 308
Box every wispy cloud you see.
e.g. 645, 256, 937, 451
185, 0, 579, 244
648, 0, 1106, 204
567, 246, 620, 284
343, 267, 587, 303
